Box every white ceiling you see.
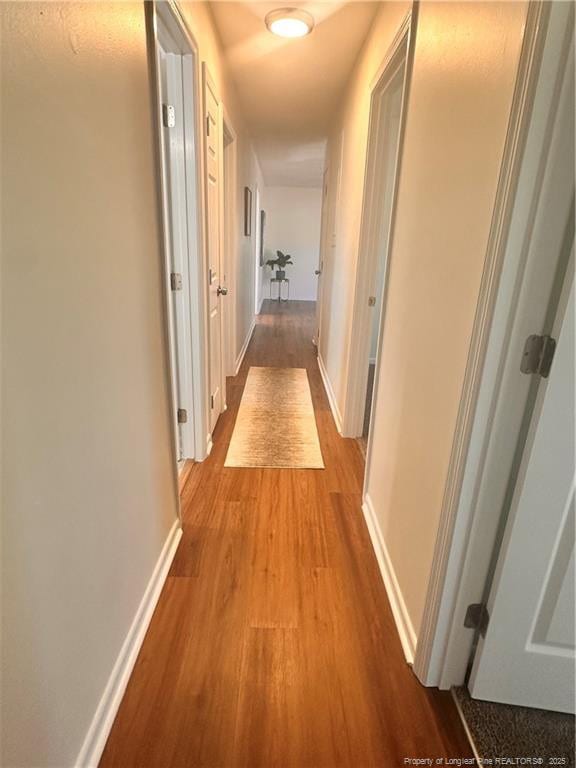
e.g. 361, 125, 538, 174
208, 1, 380, 187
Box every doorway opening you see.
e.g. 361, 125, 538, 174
360, 67, 404, 454
150, 1, 206, 466
313, 167, 329, 348
343, 16, 412, 453
253, 186, 262, 314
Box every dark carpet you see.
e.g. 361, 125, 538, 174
453, 686, 575, 766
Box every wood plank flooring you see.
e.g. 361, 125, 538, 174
100, 300, 472, 768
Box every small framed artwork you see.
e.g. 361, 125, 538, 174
259, 209, 266, 266
244, 187, 252, 236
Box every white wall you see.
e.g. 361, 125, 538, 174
319, 1, 529, 640
1, 2, 262, 765
1, 4, 179, 765
235, 155, 265, 351
263, 186, 322, 301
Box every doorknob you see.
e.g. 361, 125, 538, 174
315, 269, 322, 275
217, 286, 228, 296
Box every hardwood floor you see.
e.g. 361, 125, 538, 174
100, 300, 472, 767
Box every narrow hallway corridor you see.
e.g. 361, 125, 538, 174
100, 301, 472, 767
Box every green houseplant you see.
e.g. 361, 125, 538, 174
266, 250, 293, 280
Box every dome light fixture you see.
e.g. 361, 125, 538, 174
265, 8, 314, 38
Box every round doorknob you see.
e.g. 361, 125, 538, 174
217, 286, 228, 296
315, 269, 321, 275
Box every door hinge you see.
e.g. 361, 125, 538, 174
170, 273, 183, 291
177, 408, 187, 424
162, 104, 176, 128
520, 334, 556, 378
210, 394, 214, 409
368, 296, 376, 307
464, 603, 489, 637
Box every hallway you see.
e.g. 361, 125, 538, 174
101, 301, 472, 767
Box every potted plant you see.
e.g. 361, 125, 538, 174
266, 250, 293, 280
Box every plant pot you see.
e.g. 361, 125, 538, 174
276, 270, 286, 280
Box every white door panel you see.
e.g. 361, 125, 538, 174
470, 279, 575, 713
203, 67, 224, 433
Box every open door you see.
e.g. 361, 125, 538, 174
154, 9, 201, 461
469, 273, 574, 713
468, 14, 575, 711
203, 65, 226, 433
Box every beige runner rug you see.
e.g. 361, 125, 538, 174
224, 367, 324, 469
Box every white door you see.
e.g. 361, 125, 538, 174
157, 22, 195, 459
203, 67, 225, 432
470, 275, 575, 713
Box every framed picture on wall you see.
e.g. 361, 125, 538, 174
259, 209, 266, 266
244, 187, 252, 236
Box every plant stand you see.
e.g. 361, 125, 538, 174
269, 277, 290, 302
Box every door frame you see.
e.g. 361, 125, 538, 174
148, 0, 209, 465
413, 0, 575, 688
222, 111, 238, 377
341, 9, 416, 439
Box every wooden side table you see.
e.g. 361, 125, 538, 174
269, 277, 290, 301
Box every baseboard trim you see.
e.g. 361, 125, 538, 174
362, 493, 417, 664
75, 519, 182, 768
235, 318, 256, 376
317, 353, 343, 434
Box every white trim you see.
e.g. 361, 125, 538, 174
369, 11, 412, 92
75, 520, 182, 768
362, 494, 417, 664
411, 0, 569, 688
235, 318, 255, 375
317, 353, 343, 434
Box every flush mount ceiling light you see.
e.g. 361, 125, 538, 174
265, 8, 314, 38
